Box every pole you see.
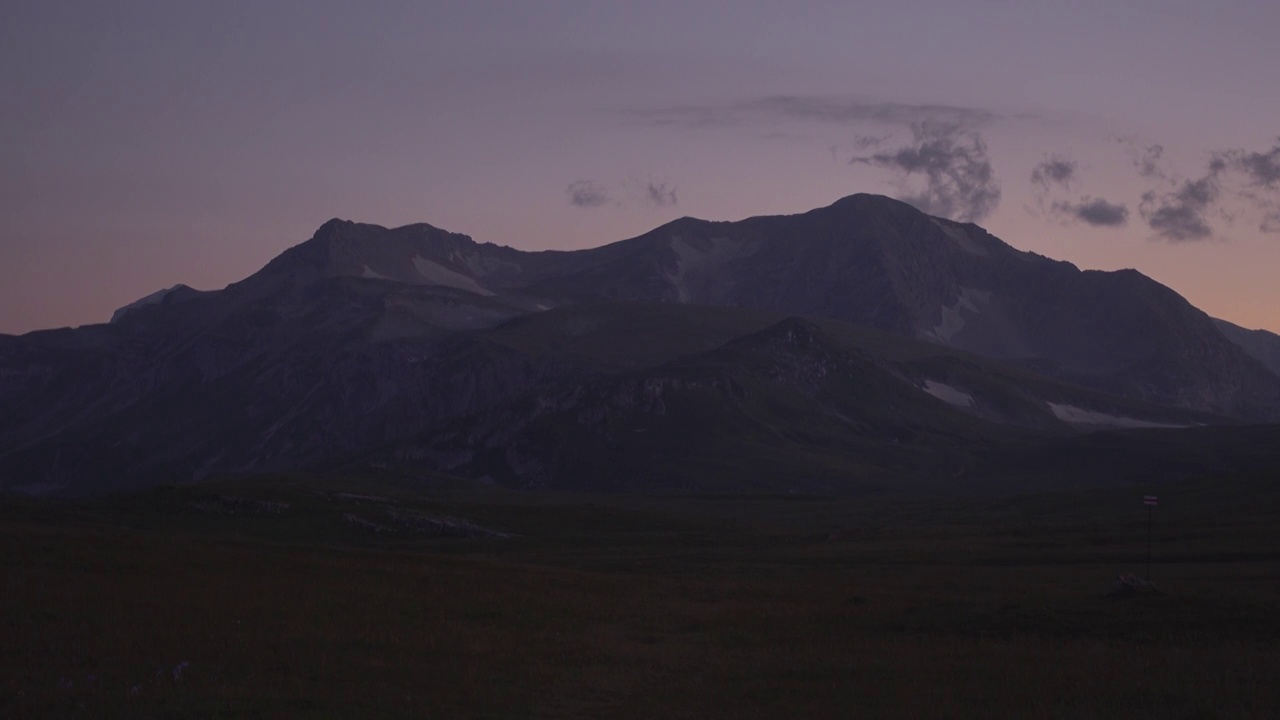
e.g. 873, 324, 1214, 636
1146, 504, 1152, 582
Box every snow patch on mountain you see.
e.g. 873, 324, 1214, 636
361, 265, 391, 280
922, 380, 974, 407
931, 219, 987, 256
926, 288, 992, 342
1047, 403, 1187, 429
411, 255, 494, 296
460, 251, 522, 278
666, 235, 757, 302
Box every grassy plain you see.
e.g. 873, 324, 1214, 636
3, 472, 1279, 718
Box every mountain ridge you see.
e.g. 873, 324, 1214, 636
5, 192, 1279, 496
198, 192, 1280, 417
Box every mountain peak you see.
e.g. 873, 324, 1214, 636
317, 217, 352, 231
308, 218, 390, 244
313, 217, 354, 238
824, 192, 920, 214
109, 284, 197, 323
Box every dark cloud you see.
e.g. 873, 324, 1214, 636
1113, 137, 1280, 240
1219, 139, 1280, 189
851, 121, 1001, 223
1027, 153, 1126, 229
1222, 139, 1280, 234
1053, 197, 1129, 227
1128, 138, 1280, 240
1030, 155, 1077, 192
566, 180, 611, 208
1140, 176, 1221, 242
645, 182, 678, 207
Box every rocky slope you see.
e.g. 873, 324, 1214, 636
1213, 318, 1280, 377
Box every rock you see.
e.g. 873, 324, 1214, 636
1105, 573, 1158, 598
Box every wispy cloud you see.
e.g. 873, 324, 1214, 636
1129, 142, 1166, 179
1263, 212, 1280, 234
1030, 155, 1077, 193
851, 121, 1001, 223
566, 180, 612, 208
645, 181, 678, 207
636, 95, 997, 131
566, 178, 680, 211
748, 96, 996, 127
852, 133, 891, 150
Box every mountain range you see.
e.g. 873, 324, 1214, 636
3, 193, 1279, 496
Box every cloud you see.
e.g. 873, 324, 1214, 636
1140, 176, 1220, 242
1030, 155, 1077, 193
851, 121, 1001, 223
637, 95, 996, 131
852, 133, 891, 150
1218, 139, 1280, 189
1052, 197, 1129, 227
1132, 143, 1166, 179
1026, 152, 1128, 230
1221, 139, 1280, 234
1250, 199, 1280, 235
637, 95, 1005, 222
566, 180, 611, 208
748, 96, 996, 127
641, 104, 738, 129
645, 182, 678, 207
1126, 138, 1280, 241
565, 178, 680, 211
1115, 137, 1168, 179
1132, 139, 1280, 241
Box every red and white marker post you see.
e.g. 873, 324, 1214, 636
1143, 496, 1158, 581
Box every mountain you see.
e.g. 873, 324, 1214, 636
398, 318, 1000, 493
109, 284, 202, 323
552, 195, 1280, 417
1, 193, 1277, 496
392, 315, 1191, 494
0, 277, 571, 495
1213, 318, 1280, 377
230, 196, 1280, 417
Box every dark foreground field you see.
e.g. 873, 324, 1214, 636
3, 473, 1279, 719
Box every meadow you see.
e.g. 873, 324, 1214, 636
2, 472, 1278, 718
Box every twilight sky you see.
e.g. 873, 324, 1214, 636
3, 0, 1279, 334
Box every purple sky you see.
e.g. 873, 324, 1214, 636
4, 0, 1279, 334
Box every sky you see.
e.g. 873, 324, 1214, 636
3, 0, 1279, 334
